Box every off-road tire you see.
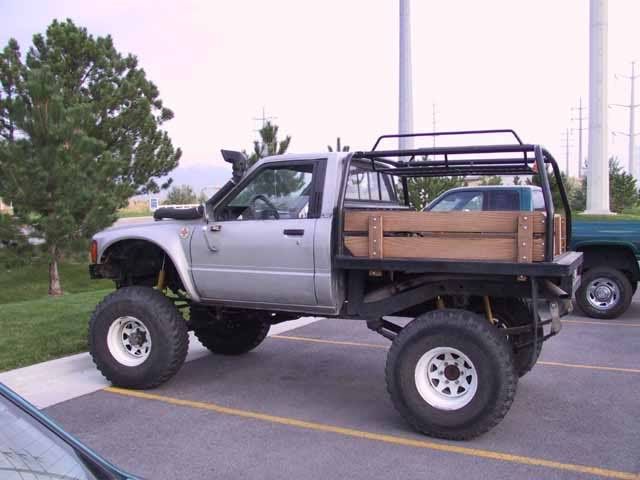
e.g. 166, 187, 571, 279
89, 286, 189, 389
576, 267, 633, 319
191, 308, 270, 355
481, 298, 543, 377
386, 309, 517, 440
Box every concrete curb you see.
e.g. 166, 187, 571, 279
0, 317, 320, 409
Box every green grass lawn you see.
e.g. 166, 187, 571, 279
0, 261, 112, 304
117, 209, 152, 218
0, 289, 112, 372
0, 261, 114, 371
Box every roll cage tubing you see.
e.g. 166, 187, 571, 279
337, 130, 571, 263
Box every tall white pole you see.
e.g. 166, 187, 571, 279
399, 0, 413, 150
586, 0, 611, 214
629, 62, 637, 180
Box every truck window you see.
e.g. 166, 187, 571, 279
532, 190, 546, 211
487, 190, 519, 211
220, 164, 314, 220
345, 165, 396, 202
429, 191, 484, 211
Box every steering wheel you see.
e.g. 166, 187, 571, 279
249, 194, 280, 219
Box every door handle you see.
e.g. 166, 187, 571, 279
283, 229, 304, 236
201, 227, 218, 252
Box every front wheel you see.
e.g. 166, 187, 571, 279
89, 286, 189, 389
575, 267, 633, 319
386, 309, 517, 440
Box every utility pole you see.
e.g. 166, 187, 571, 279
571, 97, 587, 178
586, 0, 611, 214
610, 61, 639, 181
432, 103, 438, 148
253, 107, 277, 130
398, 0, 414, 150
561, 128, 572, 176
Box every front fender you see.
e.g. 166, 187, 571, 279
93, 221, 201, 302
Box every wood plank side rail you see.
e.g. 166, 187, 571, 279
343, 210, 564, 263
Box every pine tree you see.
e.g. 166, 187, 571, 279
327, 137, 350, 152
609, 158, 639, 213
248, 121, 291, 166
0, 20, 181, 295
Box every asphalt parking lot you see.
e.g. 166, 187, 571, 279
46, 296, 640, 480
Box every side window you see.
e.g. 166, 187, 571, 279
219, 164, 315, 221
488, 190, 520, 211
429, 191, 484, 212
345, 165, 396, 202
532, 190, 546, 211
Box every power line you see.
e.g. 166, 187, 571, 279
571, 97, 587, 178
431, 103, 438, 148
252, 106, 277, 132
610, 61, 640, 180
560, 128, 573, 176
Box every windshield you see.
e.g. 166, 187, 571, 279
428, 190, 484, 212
0, 396, 108, 480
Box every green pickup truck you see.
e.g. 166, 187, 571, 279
426, 185, 640, 319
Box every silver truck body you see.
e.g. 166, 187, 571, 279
92, 152, 348, 314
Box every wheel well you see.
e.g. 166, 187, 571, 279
576, 245, 640, 283
100, 240, 185, 291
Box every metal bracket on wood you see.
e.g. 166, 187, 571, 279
368, 214, 384, 259
517, 213, 533, 263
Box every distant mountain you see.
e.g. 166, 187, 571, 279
156, 164, 232, 199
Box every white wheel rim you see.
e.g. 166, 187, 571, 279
414, 347, 478, 411
586, 277, 620, 311
107, 316, 152, 367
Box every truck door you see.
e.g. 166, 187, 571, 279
190, 159, 325, 307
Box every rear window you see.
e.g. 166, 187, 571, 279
487, 190, 519, 211
345, 164, 396, 202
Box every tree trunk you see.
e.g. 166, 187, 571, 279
48, 245, 63, 296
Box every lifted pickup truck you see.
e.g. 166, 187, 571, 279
426, 185, 640, 318
89, 130, 582, 440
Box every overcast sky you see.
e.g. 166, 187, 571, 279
1, 0, 639, 186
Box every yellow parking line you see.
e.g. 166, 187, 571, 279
537, 361, 640, 374
104, 387, 639, 480
564, 319, 640, 327
273, 334, 387, 349
272, 335, 640, 374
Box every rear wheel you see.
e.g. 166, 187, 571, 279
483, 298, 543, 377
386, 309, 517, 440
576, 267, 633, 319
191, 308, 270, 355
